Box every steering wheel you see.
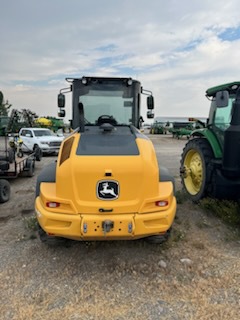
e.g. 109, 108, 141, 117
97, 115, 117, 125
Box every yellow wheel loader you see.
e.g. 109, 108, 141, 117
35, 77, 176, 244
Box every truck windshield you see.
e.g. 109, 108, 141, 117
79, 83, 134, 125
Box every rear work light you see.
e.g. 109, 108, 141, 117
46, 202, 60, 208
155, 200, 168, 207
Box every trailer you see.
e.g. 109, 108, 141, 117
0, 135, 42, 203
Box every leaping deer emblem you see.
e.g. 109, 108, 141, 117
100, 182, 117, 197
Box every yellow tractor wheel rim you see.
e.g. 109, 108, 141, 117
183, 150, 203, 195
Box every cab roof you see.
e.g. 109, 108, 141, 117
206, 81, 240, 97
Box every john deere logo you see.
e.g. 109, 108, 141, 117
97, 180, 119, 200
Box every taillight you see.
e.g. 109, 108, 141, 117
155, 200, 168, 207
46, 202, 60, 208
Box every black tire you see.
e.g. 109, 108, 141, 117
0, 179, 10, 203
145, 229, 171, 244
34, 146, 42, 161
36, 162, 56, 197
25, 158, 35, 177
180, 138, 213, 202
38, 223, 69, 246
17, 150, 24, 158
8, 148, 15, 163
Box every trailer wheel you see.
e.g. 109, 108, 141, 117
180, 138, 213, 202
8, 148, 15, 163
17, 150, 24, 158
25, 158, 35, 177
0, 179, 10, 203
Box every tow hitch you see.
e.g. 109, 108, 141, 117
102, 220, 114, 235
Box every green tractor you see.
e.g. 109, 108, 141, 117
180, 82, 240, 201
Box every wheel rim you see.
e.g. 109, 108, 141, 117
3, 185, 8, 197
1, 183, 10, 201
183, 149, 203, 195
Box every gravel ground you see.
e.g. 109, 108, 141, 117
0, 134, 239, 320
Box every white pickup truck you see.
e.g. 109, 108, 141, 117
19, 128, 65, 155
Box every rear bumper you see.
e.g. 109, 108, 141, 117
35, 197, 176, 241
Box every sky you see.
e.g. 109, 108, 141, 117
1, 0, 240, 123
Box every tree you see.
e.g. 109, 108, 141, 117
0, 91, 12, 116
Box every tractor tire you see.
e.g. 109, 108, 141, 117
36, 162, 56, 197
145, 229, 171, 244
180, 138, 213, 202
0, 179, 11, 203
38, 223, 68, 246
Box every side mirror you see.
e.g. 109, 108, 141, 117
147, 95, 154, 110
58, 109, 65, 117
216, 90, 229, 108
147, 110, 154, 119
58, 93, 65, 108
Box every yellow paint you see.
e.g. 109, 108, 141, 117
183, 149, 203, 195
36, 132, 177, 240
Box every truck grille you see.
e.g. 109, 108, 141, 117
49, 141, 61, 147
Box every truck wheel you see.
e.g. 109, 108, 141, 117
0, 179, 10, 203
180, 138, 213, 202
35, 146, 42, 161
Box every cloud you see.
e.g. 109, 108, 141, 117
1, 0, 240, 119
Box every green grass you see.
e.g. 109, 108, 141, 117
175, 190, 189, 204
22, 215, 38, 231
199, 198, 240, 227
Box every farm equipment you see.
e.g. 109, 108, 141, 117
180, 81, 240, 201
0, 116, 9, 136
34, 117, 66, 132
6, 109, 38, 133
0, 133, 42, 203
8, 135, 24, 159
35, 76, 176, 244
150, 122, 167, 134
168, 122, 193, 139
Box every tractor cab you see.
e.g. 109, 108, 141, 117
206, 82, 240, 151
58, 77, 154, 131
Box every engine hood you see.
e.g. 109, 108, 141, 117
56, 126, 159, 214
35, 136, 64, 142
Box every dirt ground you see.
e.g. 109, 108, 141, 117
0, 134, 239, 320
